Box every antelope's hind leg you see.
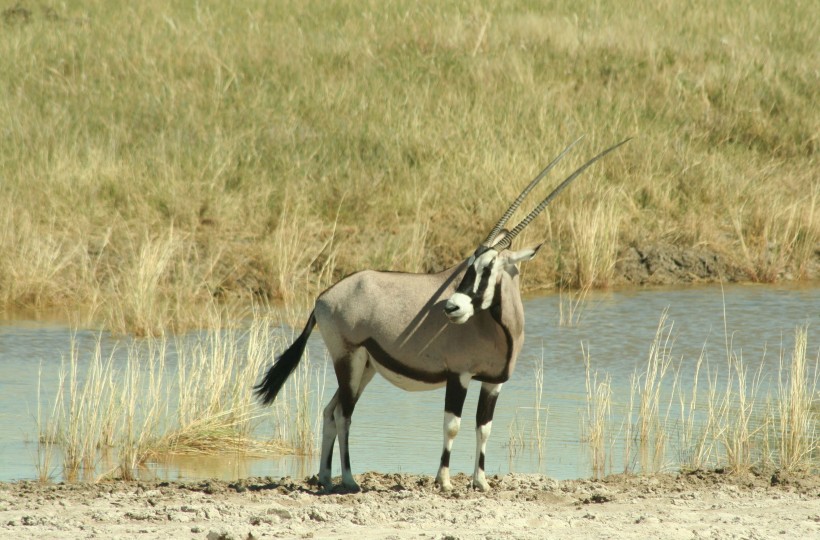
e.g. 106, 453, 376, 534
318, 391, 339, 490
332, 348, 376, 491
435, 373, 470, 491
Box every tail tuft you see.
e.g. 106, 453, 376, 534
254, 311, 317, 405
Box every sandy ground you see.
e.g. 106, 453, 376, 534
1, 470, 819, 539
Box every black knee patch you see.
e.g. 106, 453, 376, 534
476, 386, 499, 427
334, 360, 357, 418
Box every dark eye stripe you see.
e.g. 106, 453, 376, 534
456, 266, 477, 295
472, 265, 493, 308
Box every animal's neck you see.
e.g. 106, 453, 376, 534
490, 272, 524, 338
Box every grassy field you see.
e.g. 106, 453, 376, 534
1, 0, 818, 333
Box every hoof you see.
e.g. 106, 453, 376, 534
341, 478, 361, 492
318, 475, 333, 492
471, 479, 491, 492
435, 471, 453, 492
436, 479, 453, 492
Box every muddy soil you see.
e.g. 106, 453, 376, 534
2, 470, 818, 539
613, 242, 820, 286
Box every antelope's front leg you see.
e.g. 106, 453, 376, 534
473, 382, 502, 491
435, 373, 470, 491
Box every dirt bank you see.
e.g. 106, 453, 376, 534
2, 470, 818, 539
613, 242, 819, 286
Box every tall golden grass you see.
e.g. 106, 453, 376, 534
583, 316, 819, 477
39, 310, 323, 481
1, 1, 817, 333
633, 311, 675, 473
583, 346, 613, 479
773, 328, 819, 472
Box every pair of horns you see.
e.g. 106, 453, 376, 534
483, 137, 632, 251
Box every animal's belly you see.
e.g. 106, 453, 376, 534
369, 360, 446, 392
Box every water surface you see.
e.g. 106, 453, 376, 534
1, 282, 817, 482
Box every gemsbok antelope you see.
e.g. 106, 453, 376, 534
255, 138, 629, 491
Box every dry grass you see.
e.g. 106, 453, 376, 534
57, 336, 119, 481
557, 284, 591, 327
39, 310, 322, 481
674, 345, 714, 471
561, 192, 624, 289
583, 346, 613, 479
632, 311, 676, 474
772, 327, 820, 472
116, 339, 167, 480
0, 1, 817, 333
581, 311, 819, 477
507, 351, 549, 458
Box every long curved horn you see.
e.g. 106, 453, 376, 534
482, 136, 584, 247
494, 138, 632, 250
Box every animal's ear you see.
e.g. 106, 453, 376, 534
503, 244, 542, 266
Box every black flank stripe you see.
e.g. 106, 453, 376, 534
360, 338, 447, 384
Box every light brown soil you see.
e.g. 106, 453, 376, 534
2, 470, 819, 539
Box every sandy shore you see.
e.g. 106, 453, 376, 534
2, 470, 818, 539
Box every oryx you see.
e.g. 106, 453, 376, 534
255, 138, 629, 491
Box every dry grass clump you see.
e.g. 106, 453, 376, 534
0, 1, 817, 333
632, 312, 676, 473
582, 313, 819, 477
39, 310, 322, 482
583, 347, 613, 479
772, 328, 820, 472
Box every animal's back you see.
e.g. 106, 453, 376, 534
314, 268, 459, 348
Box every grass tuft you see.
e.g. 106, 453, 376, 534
774, 327, 819, 472
579, 310, 820, 478
38, 309, 323, 482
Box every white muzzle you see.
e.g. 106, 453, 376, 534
444, 293, 474, 324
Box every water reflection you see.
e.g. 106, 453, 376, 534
144, 453, 315, 483
1, 282, 818, 482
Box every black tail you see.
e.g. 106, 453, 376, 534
254, 311, 317, 405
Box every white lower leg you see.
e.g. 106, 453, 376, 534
472, 382, 501, 491
473, 421, 492, 491
435, 412, 461, 490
